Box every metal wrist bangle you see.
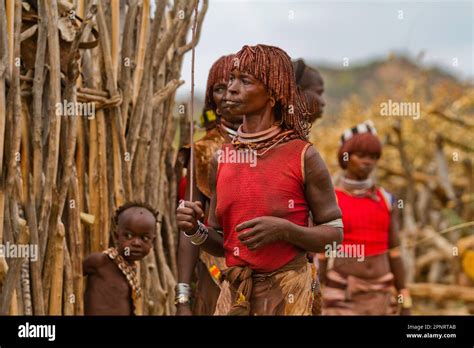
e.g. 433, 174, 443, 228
184, 225, 199, 237
321, 218, 344, 229
174, 283, 192, 305
174, 293, 191, 305
175, 282, 191, 293
185, 221, 209, 246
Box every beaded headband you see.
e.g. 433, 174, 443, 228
339, 120, 377, 146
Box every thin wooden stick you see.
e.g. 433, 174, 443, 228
32, 0, 47, 210
69, 172, 84, 314
97, 109, 109, 250
435, 135, 457, 203
0, 219, 30, 315
152, 79, 185, 107
39, 0, 63, 264
132, 0, 149, 104
119, 0, 138, 128
132, 77, 154, 200
429, 109, 474, 129
25, 174, 44, 315
409, 283, 474, 302
5, 0, 22, 197
111, 0, 120, 82
0, 0, 8, 286
48, 222, 65, 315
176, 0, 208, 56
20, 102, 30, 205
9, 290, 18, 315
188, 0, 199, 202
0, 0, 8, 181
63, 240, 74, 315
88, 105, 100, 251
74, 1, 86, 265
6, 0, 14, 76
152, 2, 192, 73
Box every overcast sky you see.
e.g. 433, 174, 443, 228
176, 0, 473, 99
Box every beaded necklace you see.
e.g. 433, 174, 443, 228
103, 247, 141, 315
232, 124, 298, 156
338, 175, 378, 200
218, 123, 238, 140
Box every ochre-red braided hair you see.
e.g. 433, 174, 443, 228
232, 44, 311, 139
204, 54, 235, 112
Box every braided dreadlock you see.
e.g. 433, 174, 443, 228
113, 201, 159, 231
232, 44, 311, 139
204, 54, 235, 112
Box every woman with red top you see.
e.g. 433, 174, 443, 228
176, 55, 243, 316
177, 44, 342, 315
320, 120, 412, 315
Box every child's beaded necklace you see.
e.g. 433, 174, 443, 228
103, 247, 141, 315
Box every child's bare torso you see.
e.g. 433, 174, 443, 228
84, 253, 133, 315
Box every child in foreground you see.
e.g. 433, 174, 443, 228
83, 202, 158, 315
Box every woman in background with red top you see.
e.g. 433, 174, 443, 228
320, 121, 411, 315
177, 44, 343, 315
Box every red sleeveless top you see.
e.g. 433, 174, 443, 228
335, 188, 391, 256
216, 139, 311, 272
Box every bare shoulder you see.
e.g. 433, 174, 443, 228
83, 252, 109, 275
303, 143, 342, 223
304, 144, 331, 179
304, 143, 318, 159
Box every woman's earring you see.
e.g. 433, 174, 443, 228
216, 108, 222, 116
